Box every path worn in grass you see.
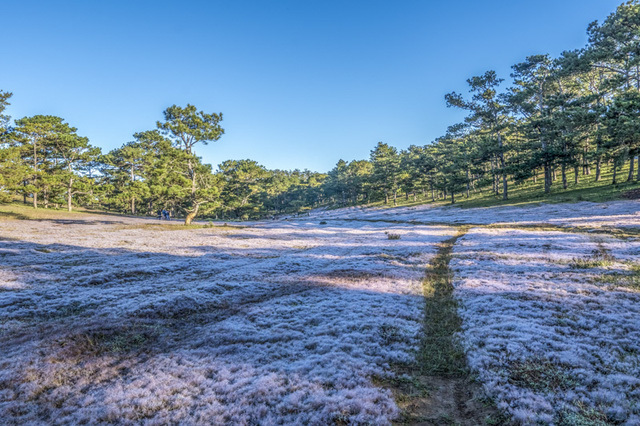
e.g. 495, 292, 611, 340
387, 226, 505, 425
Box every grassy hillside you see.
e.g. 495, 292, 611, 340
370, 161, 640, 210
0, 203, 95, 221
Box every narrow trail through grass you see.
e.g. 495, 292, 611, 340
419, 227, 470, 377
388, 226, 505, 425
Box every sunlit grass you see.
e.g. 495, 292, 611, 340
599, 263, 640, 292
0, 202, 93, 220
367, 161, 640, 210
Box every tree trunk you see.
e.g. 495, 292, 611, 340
628, 153, 636, 182
67, 184, 73, 212
544, 163, 552, 193
595, 157, 602, 182
612, 161, 618, 184
497, 133, 508, 200
562, 163, 567, 190
583, 149, 590, 175
501, 168, 507, 199
490, 159, 496, 195
188, 158, 197, 197
466, 169, 470, 198
184, 203, 200, 225
451, 191, 455, 204
32, 141, 38, 209
574, 166, 579, 185
541, 126, 550, 193
393, 190, 397, 207
131, 197, 136, 214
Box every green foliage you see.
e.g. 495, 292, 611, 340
370, 142, 401, 205
157, 104, 224, 154
9, 115, 100, 210
155, 104, 226, 224
0, 90, 12, 136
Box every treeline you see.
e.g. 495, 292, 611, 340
1, 1, 639, 222
325, 1, 640, 205
0, 102, 327, 223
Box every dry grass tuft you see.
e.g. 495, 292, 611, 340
57, 323, 160, 357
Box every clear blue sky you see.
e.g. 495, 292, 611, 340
1, 0, 622, 172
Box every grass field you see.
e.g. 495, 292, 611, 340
1, 190, 639, 424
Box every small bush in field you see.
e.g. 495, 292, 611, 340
386, 233, 401, 240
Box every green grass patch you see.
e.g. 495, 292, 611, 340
569, 256, 615, 269
569, 245, 616, 269
508, 358, 579, 392
558, 403, 611, 426
418, 227, 470, 376
0, 203, 87, 220
599, 264, 640, 291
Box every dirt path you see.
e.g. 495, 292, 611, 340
388, 227, 506, 425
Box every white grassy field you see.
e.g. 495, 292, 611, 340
0, 200, 639, 424
453, 227, 640, 424
0, 209, 453, 424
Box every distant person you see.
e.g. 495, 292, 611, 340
158, 209, 163, 220
164, 210, 170, 220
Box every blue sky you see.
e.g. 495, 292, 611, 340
1, 0, 622, 172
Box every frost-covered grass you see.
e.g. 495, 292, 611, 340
452, 226, 640, 425
314, 199, 640, 230
1, 200, 639, 424
0, 210, 453, 424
